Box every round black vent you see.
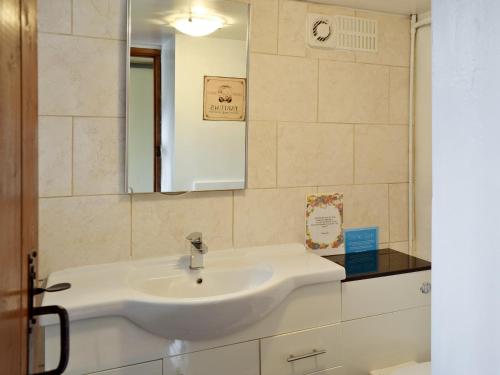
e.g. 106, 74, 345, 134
312, 19, 331, 42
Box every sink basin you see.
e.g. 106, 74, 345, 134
41, 243, 345, 340
133, 267, 273, 299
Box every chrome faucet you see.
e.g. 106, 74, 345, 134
186, 232, 208, 270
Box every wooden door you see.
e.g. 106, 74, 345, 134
0, 0, 38, 374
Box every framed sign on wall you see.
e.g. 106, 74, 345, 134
203, 76, 246, 121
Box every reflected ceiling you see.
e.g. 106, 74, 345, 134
131, 0, 248, 47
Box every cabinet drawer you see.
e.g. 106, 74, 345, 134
88, 360, 162, 375
261, 324, 342, 375
163, 341, 259, 375
342, 271, 431, 321
308, 367, 343, 375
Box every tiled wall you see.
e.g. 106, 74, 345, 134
38, 0, 410, 278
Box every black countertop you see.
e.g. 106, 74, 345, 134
323, 248, 431, 282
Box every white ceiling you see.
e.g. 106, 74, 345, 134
303, 0, 430, 15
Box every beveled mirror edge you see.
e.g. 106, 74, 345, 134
243, 0, 250, 193
125, 0, 131, 194
125, 0, 251, 195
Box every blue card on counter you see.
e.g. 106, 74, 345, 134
344, 227, 378, 253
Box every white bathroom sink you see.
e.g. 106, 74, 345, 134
132, 266, 273, 299
41, 243, 345, 340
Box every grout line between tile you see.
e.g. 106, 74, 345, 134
40, 30, 126, 42
71, 116, 74, 196
275, 0, 280, 55
40, 114, 125, 119
353, 124, 357, 184
388, 66, 392, 124
130, 193, 133, 258
251, 49, 410, 69
274, 120, 408, 126
316, 59, 320, 123
40, 192, 130, 199
43, 115, 405, 127
387, 183, 391, 243
275, 121, 278, 188
39, 181, 409, 200
231, 191, 235, 248
70, 0, 73, 34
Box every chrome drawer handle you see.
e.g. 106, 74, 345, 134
420, 282, 431, 294
287, 349, 327, 362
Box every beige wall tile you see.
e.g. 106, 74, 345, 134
38, 0, 72, 34
390, 241, 409, 254
247, 121, 277, 189
355, 125, 408, 184
250, 0, 279, 54
38, 34, 125, 116
390, 67, 410, 124
389, 183, 409, 242
321, 184, 389, 243
73, 0, 127, 40
39, 116, 72, 197
306, 3, 356, 62
318, 61, 389, 124
415, 244, 431, 262
73, 117, 125, 195
307, 3, 354, 15
355, 11, 410, 67
234, 187, 316, 248
132, 192, 233, 259
277, 123, 353, 187
347, 184, 390, 244
249, 53, 318, 122
39, 195, 131, 277
278, 0, 307, 57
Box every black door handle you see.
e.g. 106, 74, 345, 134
34, 283, 71, 295
32, 305, 70, 375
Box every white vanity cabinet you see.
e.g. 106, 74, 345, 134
84, 342, 260, 375
341, 271, 432, 375
43, 245, 430, 375
163, 341, 260, 375
42, 245, 345, 375
88, 360, 162, 375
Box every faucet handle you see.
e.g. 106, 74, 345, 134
186, 232, 202, 243
195, 242, 208, 254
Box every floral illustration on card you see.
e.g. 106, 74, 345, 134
305, 193, 344, 251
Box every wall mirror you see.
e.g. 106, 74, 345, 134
127, 0, 249, 193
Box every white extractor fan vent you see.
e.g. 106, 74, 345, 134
307, 14, 378, 52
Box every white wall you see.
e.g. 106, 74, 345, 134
129, 65, 154, 193
161, 36, 176, 192
433, 1, 500, 373
414, 12, 432, 261
171, 34, 247, 192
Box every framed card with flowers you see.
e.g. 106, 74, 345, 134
305, 193, 344, 256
